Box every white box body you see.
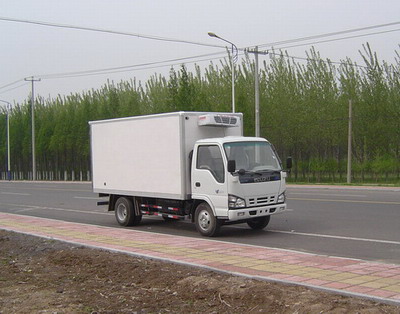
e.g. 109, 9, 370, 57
89, 111, 243, 200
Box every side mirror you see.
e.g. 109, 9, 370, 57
228, 160, 236, 173
286, 156, 293, 170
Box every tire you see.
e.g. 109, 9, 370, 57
195, 202, 221, 237
246, 215, 270, 230
115, 197, 142, 227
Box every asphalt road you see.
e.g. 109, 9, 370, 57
0, 181, 399, 264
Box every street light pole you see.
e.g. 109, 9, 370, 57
0, 100, 11, 180
254, 46, 260, 137
24, 76, 41, 181
208, 32, 238, 113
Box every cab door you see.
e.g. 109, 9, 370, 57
191, 144, 228, 218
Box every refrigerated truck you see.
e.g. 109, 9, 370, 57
89, 111, 292, 236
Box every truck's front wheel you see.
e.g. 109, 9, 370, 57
115, 197, 142, 227
195, 203, 221, 237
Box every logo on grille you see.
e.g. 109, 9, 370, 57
254, 176, 270, 182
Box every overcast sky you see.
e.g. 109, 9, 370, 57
1, 0, 400, 105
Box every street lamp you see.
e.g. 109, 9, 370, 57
0, 100, 11, 180
208, 32, 238, 113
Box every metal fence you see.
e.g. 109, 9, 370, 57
0, 170, 91, 182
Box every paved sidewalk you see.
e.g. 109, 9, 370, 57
1, 212, 399, 306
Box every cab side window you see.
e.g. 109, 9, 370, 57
197, 145, 225, 183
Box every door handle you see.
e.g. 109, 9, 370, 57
195, 182, 201, 187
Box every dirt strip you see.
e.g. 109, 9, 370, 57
1, 230, 399, 313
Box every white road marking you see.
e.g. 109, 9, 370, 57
140, 218, 400, 246
74, 196, 101, 200
1, 192, 31, 196
13, 207, 41, 213
2, 203, 112, 215
231, 225, 400, 245
289, 192, 367, 197
289, 197, 400, 205
268, 229, 400, 245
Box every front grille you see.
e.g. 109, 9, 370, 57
248, 195, 276, 206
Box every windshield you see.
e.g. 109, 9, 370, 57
224, 141, 281, 172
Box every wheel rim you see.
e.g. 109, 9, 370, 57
198, 209, 211, 232
116, 203, 127, 222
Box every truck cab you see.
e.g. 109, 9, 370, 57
191, 136, 289, 236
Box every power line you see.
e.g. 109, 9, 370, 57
0, 82, 29, 94
40, 55, 229, 80
0, 52, 229, 93
0, 78, 25, 90
266, 27, 400, 69
1, 19, 399, 93
273, 28, 400, 52
0, 16, 224, 49
268, 51, 368, 69
14, 25, 400, 81
257, 21, 400, 49
38, 51, 226, 79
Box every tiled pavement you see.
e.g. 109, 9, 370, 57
1, 212, 399, 306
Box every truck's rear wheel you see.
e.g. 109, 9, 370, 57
115, 197, 142, 227
195, 203, 221, 237
247, 216, 270, 230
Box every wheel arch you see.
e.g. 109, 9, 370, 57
109, 195, 141, 216
108, 194, 133, 211
190, 197, 215, 222
114, 195, 142, 226
108, 194, 118, 211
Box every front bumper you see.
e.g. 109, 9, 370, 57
227, 203, 286, 221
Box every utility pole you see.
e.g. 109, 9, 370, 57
24, 76, 41, 181
347, 99, 352, 184
246, 47, 268, 137
6, 103, 10, 180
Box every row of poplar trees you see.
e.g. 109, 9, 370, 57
0, 44, 399, 183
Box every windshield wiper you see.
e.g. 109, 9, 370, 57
237, 169, 263, 176
255, 168, 281, 173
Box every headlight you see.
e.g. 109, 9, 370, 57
277, 192, 286, 204
228, 194, 246, 209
